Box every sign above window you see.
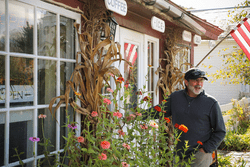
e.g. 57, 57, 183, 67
105, 0, 127, 16
182, 30, 192, 42
151, 16, 165, 33
193, 35, 201, 45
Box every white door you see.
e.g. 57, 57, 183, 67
119, 27, 159, 111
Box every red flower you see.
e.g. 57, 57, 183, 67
174, 123, 179, 128
154, 106, 161, 112
143, 96, 151, 102
118, 130, 125, 137
164, 117, 170, 123
99, 153, 107, 160
140, 124, 148, 129
77, 136, 84, 143
162, 110, 166, 113
122, 162, 129, 167
116, 77, 125, 83
124, 84, 129, 89
179, 124, 188, 133
162, 100, 167, 103
197, 141, 203, 145
136, 91, 142, 95
100, 141, 110, 149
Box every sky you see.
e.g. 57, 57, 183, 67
171, 0, 246, 10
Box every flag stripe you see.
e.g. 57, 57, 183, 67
231, 31, 250, 60
244, 19, 250, 32
230, 14, 250, 61
237, 25, 250, 46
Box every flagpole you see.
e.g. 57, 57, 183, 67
195, 31, 231, 67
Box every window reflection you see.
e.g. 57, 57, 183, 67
0, 0, 5, 51
60, 16, 75, 59
0, 55, 5, 108
37, 9, 56, 57
38, 59, 56, 105
0, 112, 5, 166
10, 57, 34, 107
9, 110, 33, 163
38, 108, 56, 155
148, 41, 155, 105
124, 42, 138, 109
9, 1, 34, 54
60, 107, 73, 149
60, 62, 74, 96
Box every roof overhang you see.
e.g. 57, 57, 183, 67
128, 0, 223, 40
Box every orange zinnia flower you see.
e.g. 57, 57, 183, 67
164, 117, 170, 123
116, 77, 125, 83
178, 124, 188, 133
197, 141, 203, 145
77, 136, 84, 143
212, 151, 215, 159
162, 100, 167, 103
74, 92, 81, 96
154, 106, 161, 112
148, 64, 152, 67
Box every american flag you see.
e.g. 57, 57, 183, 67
230, 14, 250, 60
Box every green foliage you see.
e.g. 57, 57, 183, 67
207, 49, 250, 85
219, 99, 250, 152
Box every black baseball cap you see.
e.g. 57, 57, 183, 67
184, 68, 208, 80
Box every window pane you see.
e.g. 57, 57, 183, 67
60, 107, 73, 149
38, 108, 56, 155
38, 59, 56, 105
37, 9, 56, 57
60, 62, 74, 96
9, 110, 33, 163
151, 42, 154, 65
0, 0, 5, 51
9, 1, 34, 54
10, 57, 34, 107
124, 43, 138, 108
60, 16, 75, 59
0, 55, 5, 108
0, 112, 5, 166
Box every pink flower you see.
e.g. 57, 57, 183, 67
29, 137, 40, 142
109, 73, 114, 77
77, 136, 84, 143
91, 111, 98, 117
99, 153, 107, 160
140, 124, 148, 129
103, 98, 111, 105
118, 130, 125, 137
122, 143, 130, 150
107, 88, 113, 93
100, 141, 110, 149
113, 112, 122, 118
135, 112, 142, 116
149, 121, 158, 128
68, 123, 77, 129
122, 162, 129, 167
129, 114, 136, 118
38, 114, 46, 119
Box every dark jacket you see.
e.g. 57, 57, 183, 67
146, 89, 226, 159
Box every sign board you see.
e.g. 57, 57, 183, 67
182, 30, 191, 42
105, 0, 127, 16
0, 85, 34, 103
193, 35, 201, 44
151, 16, 165, 33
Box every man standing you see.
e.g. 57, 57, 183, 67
146, 68, 226, 167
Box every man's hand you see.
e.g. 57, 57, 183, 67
199, 148, 205, 153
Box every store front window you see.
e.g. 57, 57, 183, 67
0, 0, 80, 166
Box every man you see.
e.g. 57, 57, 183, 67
146, 68, 226, 167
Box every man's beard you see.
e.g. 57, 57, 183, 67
187, 84, 203, 95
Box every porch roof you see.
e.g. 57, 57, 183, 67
128, 0, 224, 40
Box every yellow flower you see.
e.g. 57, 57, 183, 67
148, 64, 152, 67
74, 92, 81, 96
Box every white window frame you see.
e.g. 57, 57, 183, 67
0, 0, 81, 166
